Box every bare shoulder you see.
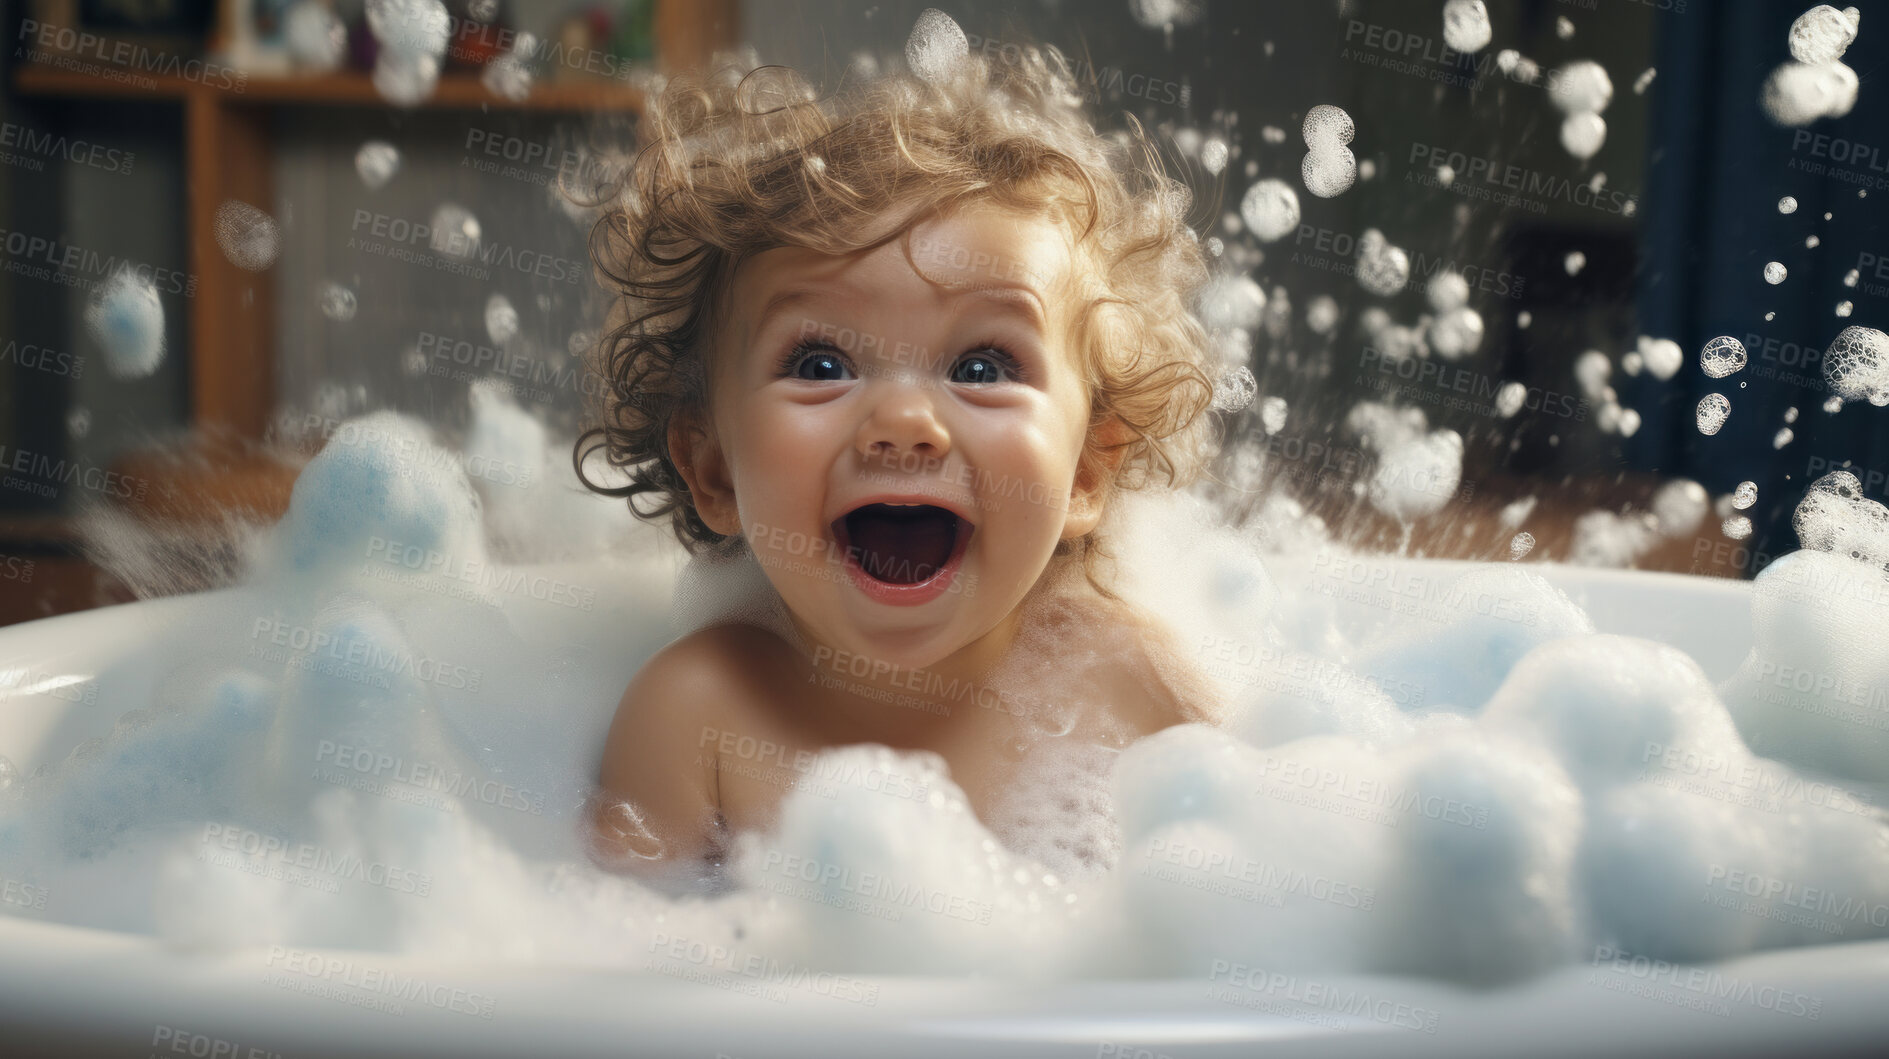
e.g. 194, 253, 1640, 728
591, 623, 801, 875
1028, 587, 1224, 732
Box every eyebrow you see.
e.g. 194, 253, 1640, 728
752, 282, 1049, 341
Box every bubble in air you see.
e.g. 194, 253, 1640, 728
1837, 300, 1854, 317
213, 201, 281, 272
1427, 272, 1470, 313
1442, 0, 1492, 53
1774, 427, 1795, 449
1306, 295, 1340, 336
1517, 310, 1533, 330
1764, 261, 1788, 285
1509, 532, 1535, 560
1805, 235, 1820, 248
428, 203, 482, 259
468, 0, 498, 20
1259, 395, 1287, 435
1556, 15, 1576, 39
1367, 429, 1464, 522
1823, 395, 1844, 413
67, 407, 90, 438
1632, 68, 1656, 94
1238, 179, 1300, 242
481, 51, 534, 102
1564, 251, 1586, 276
1302, 104, 1354, 148
1722, 516, 1753, 540
1560, 113, 1607, 160
1549, 60, 1613, 116
87, 270, 166, 378
906, 9, 969, 85
371, 50, 443, 108
1822, 326, 1889, 404
1699, 336, 1748, 378
1734, 481, 1758, 510
1197, 275, 1266, 332
485, 293, 520, 344
1778, 195, 1798, 214
1574, 350, 1612, 399
1845, 269, 1860, 287
1212, 366, 1257, 413
319, 282, 357, 322
1201, 138, 1228, 175
1500, 495, 1538, 529
285, 1, 347, 70
1762, 59, 1858, 125
1130, 0, 1202, 29
1356, 229, 1410, 298
1784, 406, 1799, 423
1653, 479, 1710, 536
1301, 150, 1356, 198
1492, 382, 1526, 419
1789, 5, 1859, 64
1429, 308, 1484, 360
1695, 393, 1732, 435
1618, 408, 1642, 437
355, 141, 400, 189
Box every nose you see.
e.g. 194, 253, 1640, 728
855, 374, 951, 464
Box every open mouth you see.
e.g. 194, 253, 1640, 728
833, 503, 973, 587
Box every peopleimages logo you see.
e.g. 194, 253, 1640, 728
1407, 143, 1638, 215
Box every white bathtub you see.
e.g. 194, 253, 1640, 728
2, 562, 1886, 1058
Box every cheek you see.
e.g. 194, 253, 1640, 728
728, 406, 832, 523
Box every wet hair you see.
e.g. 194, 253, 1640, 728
575, 39, 1218, 589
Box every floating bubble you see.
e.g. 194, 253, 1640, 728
468, 0, 498, 20
1622, 352, 1644, 376
87, 270, 165, 379
1637, 336, 1682, 380
367, 0, 449, 57
1560, 113, 1607, 160
1261, 126, 1286, 144
1764, 261, 1788, 285
1356, 229, 1409, 297
1493, 381, 1527, 418
1823, 325, 1889, 404
1305, 295, 1340, 336
1695, 393, 1732, 435
1778, 195, 1799, 214
1564, 251, 1586, 276
1722, 516, 1753, 540
481, 52, 534, 102
1496, 49, 1519, 74
1632, 67, 1656, 94
1500, 495, 1538, 529
355, 141, 400, 189
1762, 60, 1858, 125
1700, 336, 1748, 379
1574, 350, 1612, 399
1806, 235, 1820, 248
1238, 179, 1300, 242
1549, 60, 1613, 115
1784, 405, 1799, 423
1734, 481, 1759, 509
1617, 408, 1641, 437
1358, 158, 1376, 180
428, 203, 482, 259
1429, 308, 1483, 360
1789, 4, 1859, 64
1367, 429, 1464, 522
285, 1, 347, 70
1301, 104, 1355, 148
1436, 165, 1456, 188
1427, 272, 1470, 313
1837, 301, 1854, 317
1442, 0, 1492, 53
1509, 532, 1535, 560
213, 201, 281, 272
1197, 274, 1266, 332
1517, 310, 1533, 330
485, 293, 520, 344
1845, 269, 1860, 287
1653, 479, 1710, 536
1774, 427, 1796, 449
67, 407, 91, 438
906, 8, 969, 85
1259, 396, 1288, 435
374, 51, 442, 106
1212, 366, 1257, 413
1556, 15, 1576, 39
1301, 148, 1357, 198
317, 282, 356, 322
1189, 138, 1224, 177
1129, 0, 1202, 29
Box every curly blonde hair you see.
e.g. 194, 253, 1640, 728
576, 38, 1219, 586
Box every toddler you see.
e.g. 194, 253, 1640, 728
577, 39, 1224, 890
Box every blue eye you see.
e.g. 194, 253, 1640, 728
783, 343, 854, 381
950, 351, 1015, 384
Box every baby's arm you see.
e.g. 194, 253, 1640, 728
588, 626, 763, 886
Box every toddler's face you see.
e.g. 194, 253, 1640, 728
680, 205, 1105, 671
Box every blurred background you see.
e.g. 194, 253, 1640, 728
0, 0, 1884, 626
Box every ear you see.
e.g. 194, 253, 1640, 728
668, 412, 742, 537
1061, 416, 1132, 540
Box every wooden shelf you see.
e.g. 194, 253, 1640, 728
14, 63, 645, 112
